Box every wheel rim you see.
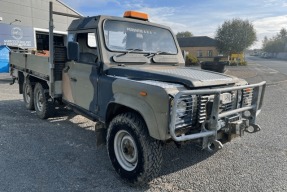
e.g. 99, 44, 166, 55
35, 89, 44, 111
114, 130, 138, 171
24, 84, 31, 103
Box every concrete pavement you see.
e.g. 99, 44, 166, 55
1, 60, 286, 191
0, 73, 11, 82
225, 64, 287, 85
1, 70, 286, 191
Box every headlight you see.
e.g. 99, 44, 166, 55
170, 95, 197, 129
177, 100, 187, 117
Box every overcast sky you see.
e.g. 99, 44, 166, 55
61, 0, 287, 49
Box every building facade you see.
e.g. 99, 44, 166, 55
177, 36, 219, 62
0, 0, 82, 50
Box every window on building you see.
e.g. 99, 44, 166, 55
207, 50, 213, 57
197, 50, 203, 57
36, 32, 64, 50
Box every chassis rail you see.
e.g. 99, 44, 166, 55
169, 81, 266, 142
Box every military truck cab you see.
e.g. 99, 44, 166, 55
9, 5, 266, 185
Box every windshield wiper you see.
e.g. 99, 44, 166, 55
126, 48, 143, 53
155, 51, 173, 55
147, 51, 173, 57
114, 48, 144, 58
112, 48, 148, 63
147, 51, 178, 65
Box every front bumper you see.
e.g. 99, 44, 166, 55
169, 81, 266, 145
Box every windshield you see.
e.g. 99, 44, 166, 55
103, 20, 178, 54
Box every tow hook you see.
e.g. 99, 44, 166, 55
245, 124, 261, 133
206, 140, 223, 152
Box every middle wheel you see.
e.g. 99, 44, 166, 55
34, 82, 54, 119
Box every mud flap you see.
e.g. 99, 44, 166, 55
95, 123, 107, 147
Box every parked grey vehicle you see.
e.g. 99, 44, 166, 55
9, 3, 266, 185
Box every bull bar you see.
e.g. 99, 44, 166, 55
169, 81, 266, 142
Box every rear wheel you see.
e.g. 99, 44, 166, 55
23, 81, 34, 110
34, 83, 54, 119
107, 112, 162, 185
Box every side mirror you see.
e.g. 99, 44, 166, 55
181, 50, 188, 60
67, 41, 79, 61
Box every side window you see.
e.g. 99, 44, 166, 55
76, 32, 98, 64
75, 32, 97, 49
87, 33, 97, 48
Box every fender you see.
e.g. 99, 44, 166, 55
109, 93, 168, 140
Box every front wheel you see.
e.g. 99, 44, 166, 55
107, 112, 162, 185
34, 83, 54, 119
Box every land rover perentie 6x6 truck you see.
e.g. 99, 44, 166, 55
9, 3, 266, 184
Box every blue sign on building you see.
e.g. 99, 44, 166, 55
0, 45, 10, 73
0, 23, 35, 48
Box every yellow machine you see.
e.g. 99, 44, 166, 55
230, 53, 245, 62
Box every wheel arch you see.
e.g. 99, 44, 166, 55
27, 75, 49, 89
105, 100, 161, 140
18, 72, 49, 94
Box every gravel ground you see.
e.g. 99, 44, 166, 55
0, 67, 287, 191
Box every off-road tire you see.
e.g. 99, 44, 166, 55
23, 81, 34, 110
34, 83, 54, 119
107, 112, 162, 185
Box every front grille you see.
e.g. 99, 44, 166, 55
197, 95, 208, 123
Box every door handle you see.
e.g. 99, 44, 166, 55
70, 77, 77, 82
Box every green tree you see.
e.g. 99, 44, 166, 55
215, 19, 257, 55
176, 31, 193, 38
279, 28, 287, 39
262, 36, 268, 48
262, 28, 287, 53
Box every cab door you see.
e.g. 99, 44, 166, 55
63, 32, 99, 113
